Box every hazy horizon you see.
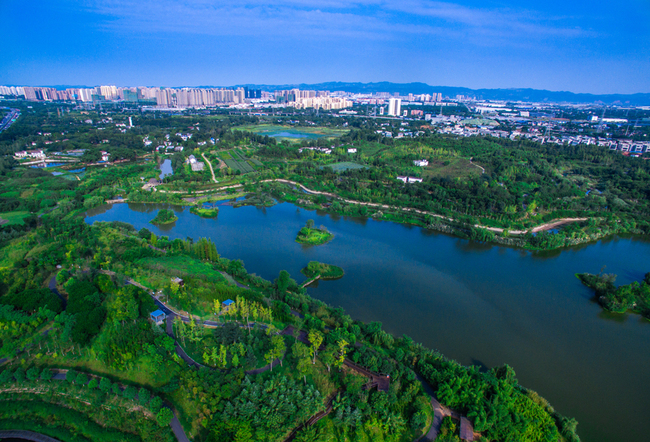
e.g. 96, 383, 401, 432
2, 1, 649, 94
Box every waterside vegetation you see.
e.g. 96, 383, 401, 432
301, 261, 345, 280
150, 209, 178, 225
296, 219, 334, 245
577, 272, 650, 318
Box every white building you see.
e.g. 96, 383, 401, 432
397, 176, 423, 184
414, 159, 429, 167
348, 148, 357, 154
388, 98, 401, 117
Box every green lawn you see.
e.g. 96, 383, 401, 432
0, 210, 31, 226
421, 157, 483, 180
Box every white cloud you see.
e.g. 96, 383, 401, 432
77, 0, 596, 45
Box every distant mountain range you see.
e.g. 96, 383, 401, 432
234, 82, 650, 106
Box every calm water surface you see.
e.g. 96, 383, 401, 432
86, 201, 650, 442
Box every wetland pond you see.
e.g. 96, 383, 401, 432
86, 201, 650, 442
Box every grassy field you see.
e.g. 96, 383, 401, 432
421, 157, 483, 180
237, 124, 348, 143
0, 210, 31, 225
135, 256, 227, 284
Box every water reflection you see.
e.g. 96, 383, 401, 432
469, 358, 490, 373
597, 310, 628, 323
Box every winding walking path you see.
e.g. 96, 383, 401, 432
157, 178, 587, 235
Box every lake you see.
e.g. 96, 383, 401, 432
85, 201, 650, 442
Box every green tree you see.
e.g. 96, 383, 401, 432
156, 407, 174, 427
26, 367, 40, 381
40, 368, 53, 382
112, 383, 122, 396
149, 396, 163, 414
99, 377, 112, 392
75, 373, 88, 385
65, 369, 77, 383
308, 329, 324, 364
123, 386, 137, 400
0, 370, 13, 383
336, 339, 349, 370
139, 387, 151, 405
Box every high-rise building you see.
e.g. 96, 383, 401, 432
23, 87, 38, 101
388, 98, 401, 116
100, 85, 118, 100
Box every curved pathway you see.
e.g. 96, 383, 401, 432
201, 153, 217, 183
0, 430, 61, 442
157, 178, 587, 235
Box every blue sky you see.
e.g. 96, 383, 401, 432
1, 0, 649, 93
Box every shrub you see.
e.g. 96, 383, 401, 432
88, 378, 98, 389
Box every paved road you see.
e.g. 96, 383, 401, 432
169, 410, 190, 442
0, 108, 20, 133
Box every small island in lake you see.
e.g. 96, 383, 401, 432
301, 261, 344, 280
577, 272, 650, 318
190, 206, 219, 218
295, 219, 334, 245
150, 208, 178, 225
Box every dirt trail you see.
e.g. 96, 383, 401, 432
201, 153, 217, 183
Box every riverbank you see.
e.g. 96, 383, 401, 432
146, 178, 646, 251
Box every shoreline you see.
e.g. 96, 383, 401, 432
85, 197, 648, 253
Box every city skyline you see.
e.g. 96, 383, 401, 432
2, 0, 649, 94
